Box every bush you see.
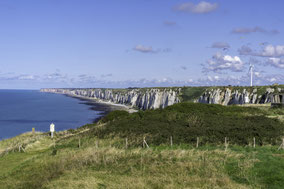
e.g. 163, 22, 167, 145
95, 103, 284, 146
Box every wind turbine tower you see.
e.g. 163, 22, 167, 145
249, 64, 254, 87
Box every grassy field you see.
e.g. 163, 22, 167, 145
1, 103, 284, 188
1, 132, 284, 188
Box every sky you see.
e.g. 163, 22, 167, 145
0, 0, 284, 89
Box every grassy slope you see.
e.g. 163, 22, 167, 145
1, 103, 284, 188
1, 132, 284, 188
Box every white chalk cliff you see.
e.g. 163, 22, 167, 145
40, 88, 181, 110
197, 87, 284, 105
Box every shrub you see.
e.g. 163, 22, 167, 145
95, 103, 284, 146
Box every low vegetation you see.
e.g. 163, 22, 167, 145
97, 103, 284, 146
1, 103, 284, 188
180, 87, 208, 102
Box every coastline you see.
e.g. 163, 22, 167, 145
62, 93, 138, 122
70, 94, 137, 112
0, 91, 137, 141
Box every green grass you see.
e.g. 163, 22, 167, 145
2, 133, 284, 188
180, 87, 208, 102
1, 102, 284, 188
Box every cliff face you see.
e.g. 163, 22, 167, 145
40, 88, 181, 110
198, 87, 284, 105
41, 86, 284, 108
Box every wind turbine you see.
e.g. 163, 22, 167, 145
248, 64, 254, 87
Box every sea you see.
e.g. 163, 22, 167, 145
0, 90, 108, 140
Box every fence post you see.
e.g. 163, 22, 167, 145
170, 136, 173, 147
143, 137, 149, 148
196, 137, 199, 148
78, 138, 81, 148
18, 145, 25, 153
125, 138, 128, 149
225, 137, 228, 151
253, 137, 256, 148
278, 138, 284, 150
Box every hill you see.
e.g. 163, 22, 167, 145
1, 103, 284, 188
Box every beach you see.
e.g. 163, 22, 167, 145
63, 93, 138, 122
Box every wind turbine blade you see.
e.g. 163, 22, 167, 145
248, 65, 252, 74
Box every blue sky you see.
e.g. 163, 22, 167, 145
0, 0, 284, 89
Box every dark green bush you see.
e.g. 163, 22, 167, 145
94, 103, 284, 146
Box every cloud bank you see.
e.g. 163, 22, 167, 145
239, 44, 284, 57
203, 52, 244, 73
1, 71, 284, 88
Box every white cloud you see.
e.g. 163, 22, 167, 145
262, 45, 284, 57
203, 52, 244, 73
17, 75, 37, 80
211, 42, 230, 49
267, 58, 284, 68
206, 75, 219, 82
101, 73, 113, 78
232, 27, 279, 35
197, 73, 284, 86
263, 74, 284, 84
254, 72, 261, 77
174, 1, 218, 14
239, 44, 284, 57
0, 72, 39, 81
133, 45, 171, 54
77, 74, 97, 83
269, 77, 277, 82
43, 72, 69, 83
0, 71, 69, 83
1, 69, 283, 88
133, 45, 154, 53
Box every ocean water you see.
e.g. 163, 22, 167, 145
0, 90, 103, 140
